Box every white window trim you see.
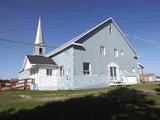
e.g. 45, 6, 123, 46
30, 68, 39, 75
89, 63, 91, 75
120, 50, 124, 56
131, 67, 136, 73
59, 66, 65, 78
114, 49, 119, 57
46, 69, 52, 76
83, 62, 91, 75
100, 46, 106, 55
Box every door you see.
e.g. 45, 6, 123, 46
109, 67, 118, 81
108, 63, 120, 82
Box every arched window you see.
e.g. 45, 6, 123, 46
39, 48, 43, 54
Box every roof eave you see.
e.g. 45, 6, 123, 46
31, 63, 57, 66
46, 43, 84, 57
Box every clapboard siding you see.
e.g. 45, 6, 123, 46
73, 21, 139, 89
38, 67, 57, 90
50, 47, 75, 90
19, 66, 58, 90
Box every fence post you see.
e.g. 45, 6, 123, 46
24, 79, 26, 90
10, 80, 13, 91
24, 79, 28, 90
13, 80, 16, 90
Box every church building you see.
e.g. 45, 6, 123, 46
19, 17, 140, 90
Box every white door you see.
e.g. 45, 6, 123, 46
109, 67, 118, 81
108, 63, 120, 82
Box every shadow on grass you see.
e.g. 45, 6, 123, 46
0, 87, 160, 120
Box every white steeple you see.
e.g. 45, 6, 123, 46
33, 17, 45, 56
35, 17, 44, 45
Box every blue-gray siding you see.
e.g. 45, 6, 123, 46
50, 21, 139, 89
51, 48, 75, 89
73, 22, 139, 89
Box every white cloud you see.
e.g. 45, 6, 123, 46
128, 34, 160, 47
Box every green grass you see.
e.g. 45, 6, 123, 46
0, 82, 160, 114
0, 87, 115, 113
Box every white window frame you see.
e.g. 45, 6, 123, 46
30, 68, 38, 75
83, 62, 91, 75
46, 69, 52, 76
131, 67, 136, 73
114, 49, 119, 57
100, 46, 105, 55
120, 50, 124, 55
109, 67, 117, 80
59, 66, 64, 77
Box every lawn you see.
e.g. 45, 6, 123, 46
0, 82, 160, 120
0, 86, 114, 113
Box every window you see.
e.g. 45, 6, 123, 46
134, 56, 138, 60
114, 49, 119, 57
109, 25, 112, 34
120, 50, 124, 55
39, 48, 43, 54
109, 67, 117, 80
59, 66, 64, 77
46, 69, 52, 76
83, 62, 91, 75
131, 67, 136, 73
65, 50, 69, 56
30, 69, 35, 75
100, 46, 105, 55
30, 68, 38, 75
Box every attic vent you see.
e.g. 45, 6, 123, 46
134, 56, 138, 60
109, 25, 112, 34
120, 50, 124, 55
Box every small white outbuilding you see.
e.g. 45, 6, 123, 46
19, 55, 58, 90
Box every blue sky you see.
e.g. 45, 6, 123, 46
0, 0, 160, 79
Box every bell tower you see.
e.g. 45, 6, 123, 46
33, 17, 45, 56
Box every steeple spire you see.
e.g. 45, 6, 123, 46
33, 17, 45, 56
35, 17, 44, 45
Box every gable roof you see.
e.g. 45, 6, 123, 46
19, 55, 57, 73
27, 55, 57, 65
46, 17, 138, 57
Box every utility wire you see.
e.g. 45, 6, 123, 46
0, 38, 32, 46
0, 38, 57, 48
